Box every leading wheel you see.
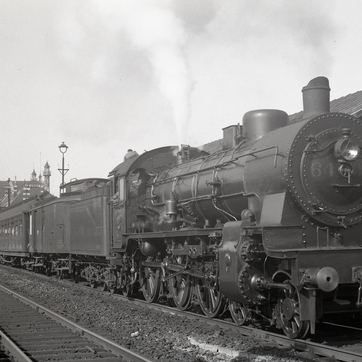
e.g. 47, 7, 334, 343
142, 267, 161, 303
168, 274, 192, 311
276, 281, 309, 339
196, 278, 225, 318
229, 301, 249, 326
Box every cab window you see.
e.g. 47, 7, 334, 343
118, 177, 125, 202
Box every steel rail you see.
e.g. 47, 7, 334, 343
0, 330, 33, 362
72, 277, 361, 362
100, 288, 362, 362
2, 265, 362, 362
139, 302, 362, 362
0, 284, 155, 362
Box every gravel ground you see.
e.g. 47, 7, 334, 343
0, 266, 316, 362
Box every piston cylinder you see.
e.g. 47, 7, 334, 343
302, 267, 339, 292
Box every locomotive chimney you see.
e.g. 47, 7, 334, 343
302, 76, 330, 119
178, 144, 190, 163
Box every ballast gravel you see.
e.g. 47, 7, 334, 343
0, 266, 315, 362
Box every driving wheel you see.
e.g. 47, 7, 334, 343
196, 278, 225, 318
142, 266, 161, 303
169, 273, 192, 311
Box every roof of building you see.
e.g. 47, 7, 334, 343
289, 90, 362, 123
202, 90, 362, 154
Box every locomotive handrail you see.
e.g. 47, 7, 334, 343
153, 190, 258, 209
303, 139, 337, 153
211, 198, 237, 221
150, 146, 284, 187
191, 150, 227, 224
332, 183, 361, 188
246, 146, 282, 168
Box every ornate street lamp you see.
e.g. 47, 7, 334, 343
58, 142, 69, 186
6, 178, 11, 207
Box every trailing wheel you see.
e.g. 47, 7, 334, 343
46, 266, 52, 277
276, 281, 309, 339
103, 268, 117, 293
57, 270, 64, 280
196, 278, 225, 318
119, 270, 134, 297
142, 266, 161, 303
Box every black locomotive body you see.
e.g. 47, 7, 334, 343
2, 77, 362, 338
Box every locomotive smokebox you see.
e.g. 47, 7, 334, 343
242, 109, 289, 143
302, 76, 330, 119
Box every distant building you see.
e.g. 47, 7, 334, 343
0, 162, 52, 209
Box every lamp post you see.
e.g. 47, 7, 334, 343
6, 178, 11, 207
58, 142, 69, 186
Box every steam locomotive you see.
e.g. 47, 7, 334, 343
1, 76, 362, 339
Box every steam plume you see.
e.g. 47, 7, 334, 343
116, 1, 192, 146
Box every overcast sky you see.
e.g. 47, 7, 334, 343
1, 0, 362, 195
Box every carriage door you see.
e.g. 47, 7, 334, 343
111, 176, 127, 250
23, 212, 30, 253
28, 210, 41, 253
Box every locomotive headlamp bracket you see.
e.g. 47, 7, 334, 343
338, 163, 353, 182
334, 128, 360, 161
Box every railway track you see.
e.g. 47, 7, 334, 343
1, 328, 30, 362
113, 293, 362, 362
63, 278, 362, 362
2, 264, 362, 362
62, 275, 362, 362
0, 285, 154, 362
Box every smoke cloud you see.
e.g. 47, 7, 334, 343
89, 0, 194, 147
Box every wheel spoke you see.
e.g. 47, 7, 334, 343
210, 288, 219, 311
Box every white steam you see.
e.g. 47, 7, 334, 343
94, 0, 193, 147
